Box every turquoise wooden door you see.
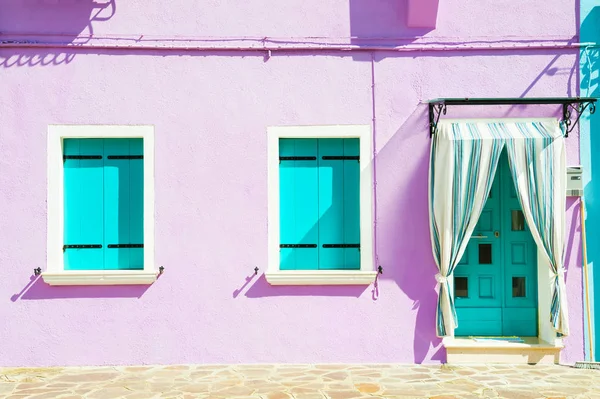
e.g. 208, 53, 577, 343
454, 151, 538, 337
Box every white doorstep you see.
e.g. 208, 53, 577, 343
443, 337, 563, 364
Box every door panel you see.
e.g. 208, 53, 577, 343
455, 150, 538, 337
501, 154, 538, 335
454, 167, 502, 336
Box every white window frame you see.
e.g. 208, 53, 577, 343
44, 125, 156, 286
266, 125, 376, 285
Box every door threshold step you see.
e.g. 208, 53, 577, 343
443, 337, 563, 364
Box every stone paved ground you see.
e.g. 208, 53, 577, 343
0, 364, 599, 399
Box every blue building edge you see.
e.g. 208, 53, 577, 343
580, 1, 600, 362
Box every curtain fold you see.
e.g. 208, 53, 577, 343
504, 124, 568, 335
428, 120, 569, 337
429, 123, 504, 337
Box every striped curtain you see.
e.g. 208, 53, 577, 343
505, 124, 568, 335
429, 123, 504, 337
429, 120, 568, 337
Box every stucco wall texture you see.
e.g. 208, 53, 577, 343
0, 0, 586, 366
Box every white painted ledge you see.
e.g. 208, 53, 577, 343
42, 270, 158, 286
265, 270, 377, 285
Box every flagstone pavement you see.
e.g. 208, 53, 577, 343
0, 363, 599, 399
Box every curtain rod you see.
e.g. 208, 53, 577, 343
428, 97, 597, 138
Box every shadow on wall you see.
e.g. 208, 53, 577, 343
581, 5, 600, 361
11, 275, 152, 301
0, 0, 116, 68
234, 104, 444, 363
373, 104, 445, 363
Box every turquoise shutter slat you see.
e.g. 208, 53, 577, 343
103, 138, 131, 270
343, 138, 360, 270
279, 139, 296, 270
63, 138, 104, 270
129, 138, 144, 270
279, 138, 319, 270
294, 139, 319, 269
318, 139, 345, 270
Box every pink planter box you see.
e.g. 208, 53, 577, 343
407, 0, 440, 28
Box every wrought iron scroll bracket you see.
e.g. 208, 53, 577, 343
562, 101, 596, 138
429, 102, 447, 137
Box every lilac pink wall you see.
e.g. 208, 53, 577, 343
0, 0, 585, 366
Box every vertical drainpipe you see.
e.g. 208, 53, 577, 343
371, 52, 379, 273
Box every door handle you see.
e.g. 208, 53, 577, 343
471, 234, 488, 239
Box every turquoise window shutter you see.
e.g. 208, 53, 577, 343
63, 138, 105, 270
279, 138, 360, 271
129, 139, 145, 270
104, 138, 144, 271
343, 138, 360, 270
318, 138, 345, 270
279, 138, 319, 270
63, 138, 144, 271
318, 138, 360, 270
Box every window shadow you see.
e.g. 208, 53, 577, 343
10, 275, 151, 300
374, 104, 445, 363
0, 0, 116, 68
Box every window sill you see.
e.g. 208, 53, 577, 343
41, 270, 158, 286
265, 270, 377, 285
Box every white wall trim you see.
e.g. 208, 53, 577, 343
266, 125, 375, 285
45, 125, 156, 285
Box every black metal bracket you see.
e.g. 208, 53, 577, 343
107, 155, 143, 159
280, 244, 317, 248
63, 155, 102, 160
33, 267, 42, 276
428, 97, 597, 138
378, 265, 383, 274
254, 267, 259, 275
562, 101, 597, 137
429, 102, 447, 137
279, 156, 316, 161
158, 266, 165, 274
322, 156, 360, 161
63, 244, 102, 252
